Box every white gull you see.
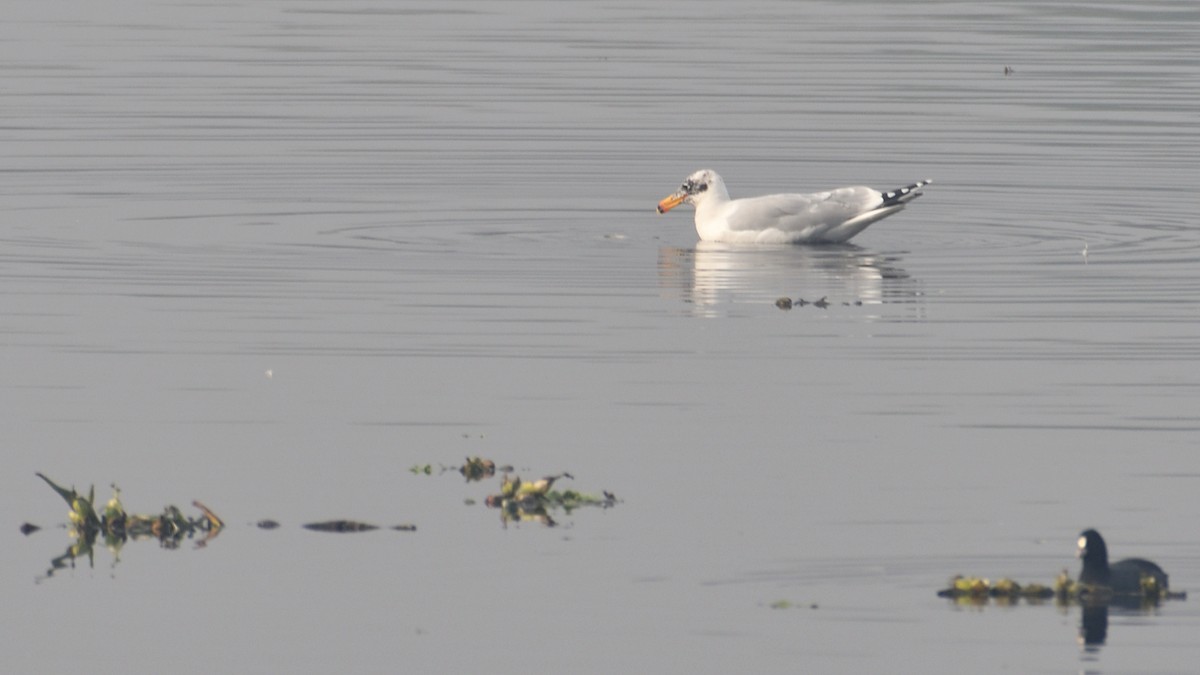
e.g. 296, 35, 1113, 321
657, 169, 931, 244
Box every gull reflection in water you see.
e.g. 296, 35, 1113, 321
657, 242, 921, 318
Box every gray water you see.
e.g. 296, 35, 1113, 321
4, 1, 1200, 673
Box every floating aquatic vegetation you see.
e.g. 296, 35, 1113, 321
499, 472, 572, 498
29, 474, 423, 580
937, 570, 1186, 606
1067, 564, 1186, 603
36, 473, 222, 543
774, 296, 865, 310
1054, 568, 1078, 600
410, 456, 508, 482
936, 576, 1055, 605
459, 456, 496, 482
483, 472, 616, 527
33, 473, 226, 581
1075, 578, 1187, 604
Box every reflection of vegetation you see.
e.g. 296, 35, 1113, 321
35, 473, 225, 581
483, 472, 617, 527
937, 569, 1187, 608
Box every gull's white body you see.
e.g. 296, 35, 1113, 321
658, 169, 930, 244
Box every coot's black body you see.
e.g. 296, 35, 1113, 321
1077, 529, 1168, 594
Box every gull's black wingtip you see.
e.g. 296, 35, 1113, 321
881, 179, 932, 206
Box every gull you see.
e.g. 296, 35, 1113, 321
657, 169, 931, 244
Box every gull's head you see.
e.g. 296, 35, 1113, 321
657, 169, 725, 214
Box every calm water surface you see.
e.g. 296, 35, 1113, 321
4, 1, 1200, 673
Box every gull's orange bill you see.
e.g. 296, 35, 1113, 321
657, 192, 686, 214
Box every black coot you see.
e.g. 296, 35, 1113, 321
1077, 529, 1168, 594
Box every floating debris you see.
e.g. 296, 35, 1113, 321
936, 571, 1051, 598
29, 474, 421, 580
36, 473, 221, 543
774, 296, 871, 309
303, 520, 379, 533
459, 456, 496, 482
193, 500, 224, 530
33, 473, 226, 580
938, 570, 1186, 605
500, 472, 573, 498
1055, 567, 1078, 599
485, 472, 615, 527
410, 457, 502, 482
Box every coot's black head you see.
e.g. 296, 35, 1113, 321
1078, 529, 1109, 564
1078, 529, 1110, 584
